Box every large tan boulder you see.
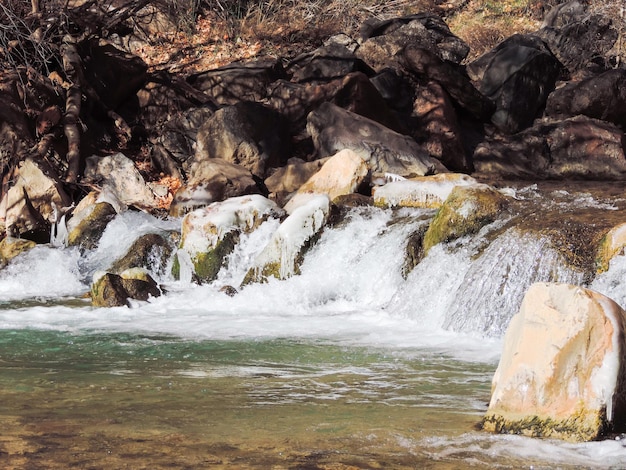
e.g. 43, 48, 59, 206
373, 173, 477, 209
84, 153, 160, 210
483, 283, 626, 442
1, 158, 72, 239
264, 157, 330, 196
284, 149, 368, 214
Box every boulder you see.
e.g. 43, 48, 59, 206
597, 223, 626, 274
473, 116, 626, 180
67, 201, 117, 251
373, 173, 478, 209
403, 46, 495, 122
412, 80, 471, 172
307, 102, 439, 178
109, 233, 175, 275
0, 237, 37, 268
153, 105, 216, 169
84, 153, 160, 210
267, 72, 403, 133
170, 159, 262, 217
287, 41, 368, 82
538, 12, 618, 76
242, 195, 330, 284
358, 13, 469, 68
1, 158, 72, 239
193, 101, 290, 178
91, 269, 161, 307
466, 34, 553, 82
423, 183, 509, 253
176, 195, 284, 282
476, 41, 561, 133
483, 282, 626, 442
545, 69, 626, 130
284, 149, 369, 214
187, 57, 285, 106
264, 157, 330, 196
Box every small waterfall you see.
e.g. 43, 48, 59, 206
442, 228, 586, 336
175, 249, 194, 285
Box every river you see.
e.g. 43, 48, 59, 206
1, 184, 626, 468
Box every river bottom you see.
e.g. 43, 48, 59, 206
0, 332, 495, 469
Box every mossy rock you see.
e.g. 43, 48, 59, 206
0, 237, 37, 268
110, 233, 174, 274
596, 222, 626, 273
91, 270, 161, 307
423, 184, 509, 253
67, 202, 117, 251
482, 407, 608, 442
174, 231, 239, 283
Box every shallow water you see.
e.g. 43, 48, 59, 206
3, 187, 626, 468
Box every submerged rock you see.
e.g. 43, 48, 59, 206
483, 282, 626, 442
177, 195, 283, 283
242, 195, 330, 284
423, 183, 509, 253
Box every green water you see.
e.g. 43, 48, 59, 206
0, 330, 496, 469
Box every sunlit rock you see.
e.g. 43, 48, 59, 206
67, 201, 117, 251
242, 195, 330, 285
84, 153, 160, 211
91, 268, 161, 307
170, 159, 262, 217
284, 149, 368, 214
373, 173, 477, 209
483, 282, 626, 442
597, 223, 626, 274
176, 195, 284, 283
0, 237, 37, 268
264, 157, 330, 205
1, 158, 72, 239
423, 183, 509, 253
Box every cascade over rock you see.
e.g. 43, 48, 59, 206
284, 149, 368, 214
109, 233, 175, 276
67, 200, 117, 252
483, 282, 626, 442
373, 173, 477, 209
242, 195, 330, 284
423, 183, 509, 253
177, 195, 284, 283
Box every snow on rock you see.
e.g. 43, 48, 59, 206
178, 195, 284, 282
483, 282, 626, 442
243, 195, 331, 284
372, 173, 477, 209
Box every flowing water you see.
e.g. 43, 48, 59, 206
2, 185, 626, 468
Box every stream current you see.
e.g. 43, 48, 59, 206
2, 183, 626, 468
